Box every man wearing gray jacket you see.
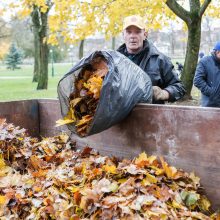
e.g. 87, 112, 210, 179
117, 15, 186, 104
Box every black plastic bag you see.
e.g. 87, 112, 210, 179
57, 50, 152, 136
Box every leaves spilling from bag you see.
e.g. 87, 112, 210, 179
56, 56, 108, 136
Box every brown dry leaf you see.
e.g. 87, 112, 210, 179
94, 68, 108, 77
31, 169, 49, 178
29, 155, 48, 170
76, 124, 87, 136
154, 185, 172, 202
73, 191, 81, 205
0, 118, 6, 126
91, 57, 108, 69
70, 97, 82, 108
75, 79, 85, 91
80, 147, 93, 157
76, 115, 93, 127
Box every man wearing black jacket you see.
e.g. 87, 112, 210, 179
117, 15, 186, 104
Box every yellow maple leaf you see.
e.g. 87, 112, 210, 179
135, 152, 148, 163
150, 165, 164, 176
146, 173, 158, 184
135, 152, 157, 167
0, 195, 6, 205
55, 118, 75, 127
189, 172, 200, 186
84, 75, 103, 99
172, 200, 184, 209
160, 157, 178, 179
0, 155, 6, 169
103, 165, 117, 174
55, 108, 77, 127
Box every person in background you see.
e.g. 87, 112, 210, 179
176, 62, 183, 77
117, 15, 186, 104
176, 62, 183, 72
199, 52, 205, 59
193, 41, 220, 107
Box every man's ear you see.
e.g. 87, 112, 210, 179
122, 30, 125, 39
144, 31, 148, 39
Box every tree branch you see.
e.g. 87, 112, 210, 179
199, 0, 211, 17
166, 0, 191, 24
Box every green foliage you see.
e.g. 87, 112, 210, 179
49, 46, 67, 63
10, 17, 34, 58
5, 43, 23, 70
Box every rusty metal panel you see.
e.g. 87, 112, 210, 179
70, 104, 220, 209
1, 99, 220, 208
0, 100, 39, 136
38, 99, 69, 137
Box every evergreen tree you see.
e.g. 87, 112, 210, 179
5, 43, 23, 70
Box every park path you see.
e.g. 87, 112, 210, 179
0, 76, 32, 79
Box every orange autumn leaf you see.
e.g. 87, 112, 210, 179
32, 169, 49, 178
76, 115, 93, 127
33, 185, 43, 193
74, 191, 81, 205
135, 152, 157, 167
29, 155, 48, 170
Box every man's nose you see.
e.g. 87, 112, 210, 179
130, 32, 136, 37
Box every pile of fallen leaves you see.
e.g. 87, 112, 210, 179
0, 119, 219, 220
56, 56, 108, 136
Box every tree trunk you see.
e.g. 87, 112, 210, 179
112, 37, 116, 50
166, 0, 211, 99
79, 40, 84, 59
31, 7, 40, 82
181, 19, 201, 98
37, 11, 49, 90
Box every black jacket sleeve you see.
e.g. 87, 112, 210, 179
193, 60, 213, 97
159, 55, 186, 102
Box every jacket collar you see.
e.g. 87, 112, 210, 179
211, 52, 220, 65
117, 39, 160, 57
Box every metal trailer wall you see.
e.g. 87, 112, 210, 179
0, 99, 220, 209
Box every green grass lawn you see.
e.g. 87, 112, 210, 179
0, 61, 200, 104
0, 63, 73, 101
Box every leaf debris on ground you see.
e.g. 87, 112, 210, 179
0, 118, 219, 219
